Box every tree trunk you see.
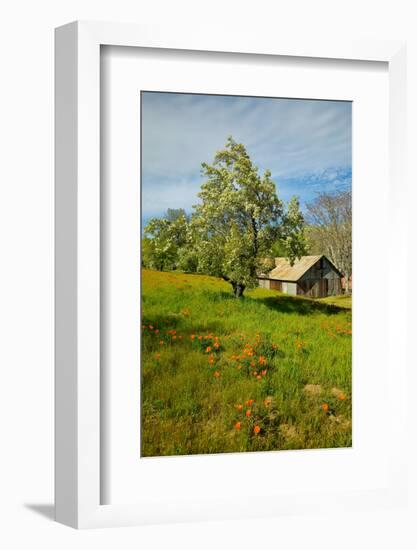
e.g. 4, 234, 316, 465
231, 281, 245, 298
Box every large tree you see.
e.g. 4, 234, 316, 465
192, 137, 307, 297
306, 190, 352, 292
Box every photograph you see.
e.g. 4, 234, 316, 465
140, 91, 352, 457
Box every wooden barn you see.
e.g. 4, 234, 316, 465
258, 255, 343, 298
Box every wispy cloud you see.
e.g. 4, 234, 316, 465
278, 167, 352, 208
141, 92, 352, 220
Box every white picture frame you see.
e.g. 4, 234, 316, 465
55, 21, 407, 529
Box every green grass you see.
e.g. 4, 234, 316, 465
318, 294, 352, 309
141, 269, 352, 457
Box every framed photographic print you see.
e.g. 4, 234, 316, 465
138, 91, 353, 458
55, 21, 407, 528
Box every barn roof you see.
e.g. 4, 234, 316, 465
267, 255, 322, 282
260, 254, 343, 282
259, 255, 344, 282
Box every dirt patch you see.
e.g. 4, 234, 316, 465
331, 387, 347, 400
280, 423, 302, 443
303, 384, 322, 396
329, 415, 351, 430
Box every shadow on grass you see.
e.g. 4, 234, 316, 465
255, 294, 345, 316
203, 288, 346, 316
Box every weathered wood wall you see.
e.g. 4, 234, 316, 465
258, 257, 343, 298
297, 257, 342, 297
258, 278, 270, 290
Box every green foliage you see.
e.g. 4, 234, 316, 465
141, 236, 154, 268
281, 196, 308, 263
192, 137, 307, 296
165, 208, 188, 223
271, 197, 308, 262
143, 210, 189, 271
141, 269, 352, 457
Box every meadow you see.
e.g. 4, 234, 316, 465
141, 269, 352, 457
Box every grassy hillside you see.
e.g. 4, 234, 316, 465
319, 294, 352, 309
141, 269, 352, 457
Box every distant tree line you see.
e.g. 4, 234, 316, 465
305, 190, 352, 293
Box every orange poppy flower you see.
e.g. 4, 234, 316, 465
236, 404, 243, 411
259, 356, 266, 365
190, 334, 196, 340
264, 398, 271, 407
245, 399, 254, 406
206, 346, 212, 353
214, 342, 220, 349
256, 375, 262, 380
149, 325, 154, 330
213, 371, 220, 378
322, 403, 329, 412
261, 370, 267, 376
235, 422, 241, 430
246, 409, 251, 417
253, 425, 261, 435
338, 393, 346, 401
154, 329, 159, 334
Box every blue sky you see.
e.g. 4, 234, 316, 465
141, 92, 352, 224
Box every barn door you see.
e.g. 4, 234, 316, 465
319, 279, 328, 297
270, 280, 282, 291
